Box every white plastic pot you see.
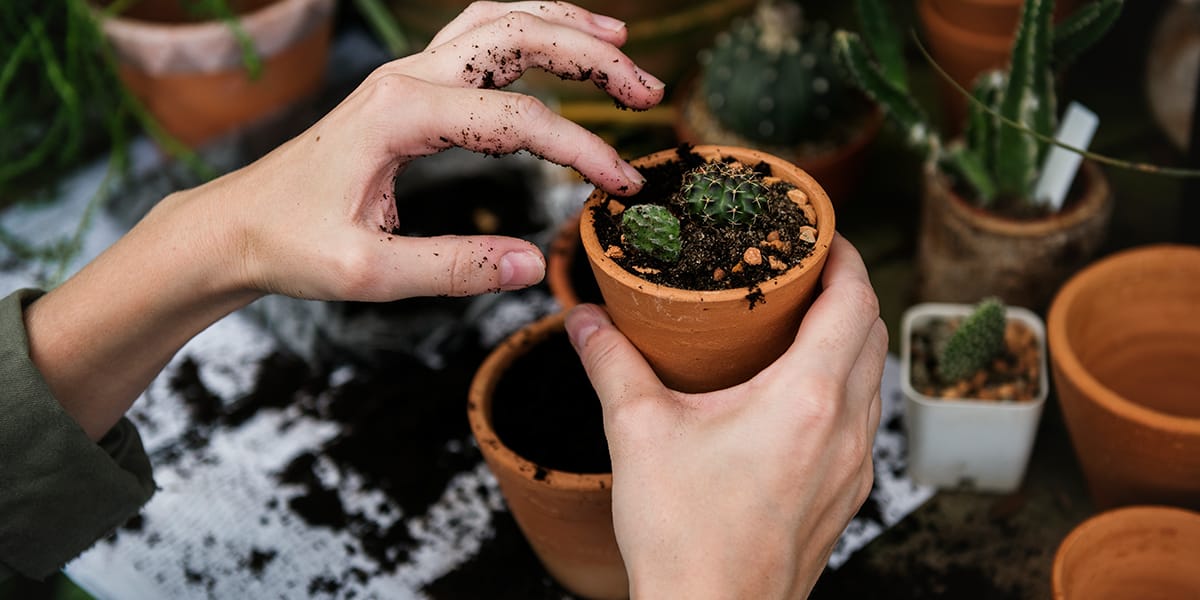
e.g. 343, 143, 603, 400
900, 303, 1049, 493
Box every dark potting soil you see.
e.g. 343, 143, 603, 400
425, 509, 570, 599
592, 144, 816, 291
908, 317, 1041, 402
491, 331, 611, 474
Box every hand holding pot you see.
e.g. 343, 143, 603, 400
23, 1, 664, 440
566, 234, 887, 598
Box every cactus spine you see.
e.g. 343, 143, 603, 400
699, 1, 846, 146
834, 0, 1122, 208
937, 298, 1007, 383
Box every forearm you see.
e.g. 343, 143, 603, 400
23, 185, 260, 440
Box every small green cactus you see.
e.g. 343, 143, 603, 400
621, 204, 682, 263
835, 0, 1122, 208
938, 298, 1007, 383
681, 161, 769, 226
699, 1, 847, 146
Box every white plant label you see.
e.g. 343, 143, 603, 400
1034, 101, 1099, 212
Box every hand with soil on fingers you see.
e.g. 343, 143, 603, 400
21, 1, 665, 441
566, 234, 887, 599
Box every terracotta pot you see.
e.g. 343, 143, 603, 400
96, 0, 335, 147
918, 0, 1084, 126
580, 145, 835, 393
1047, 244, 1200, 511
674, 82, 885, 206
467, 313, 627, 599
916, 160, 1112, 311
1052, 505, 1200, 599
547, 210, 606, 311
901, 303, 1048, 493
389, 0, 756, 99
929, 0, 1084, 37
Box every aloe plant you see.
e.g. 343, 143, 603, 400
834, 0, 1122, 209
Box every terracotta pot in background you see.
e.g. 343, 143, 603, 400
547, 211, 586, 310
1047, 244, 1200, 511
580, 145, 835, 393
467, 313, 626, 599
96, 0, 336, 147
1052, 505, 1200, 599
916, 160, 1112, 311
918, 0, 1084, 127
675, 85, 885, 206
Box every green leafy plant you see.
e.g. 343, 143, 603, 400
937, 297, 1006, 383
698, 0, 854, 146
834, 0, 1122, 210
621, 161, 771, 262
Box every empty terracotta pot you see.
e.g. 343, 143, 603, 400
1052, 505, 1200, 599
1048, 244, 1200, 511
580, 145, 834, 393
96, 0, 335, 147
467, 313, 627, 599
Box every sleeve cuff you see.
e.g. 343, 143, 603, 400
0, 289, 156, 579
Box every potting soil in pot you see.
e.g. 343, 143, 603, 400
909, 317, 1042, 402
491, 332, 611, 474
591, 144, 817, 291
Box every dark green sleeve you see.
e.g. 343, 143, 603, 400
0, 289, 156, 580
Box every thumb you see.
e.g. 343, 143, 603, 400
565, 304, 665, 410
384, 235, 545, 298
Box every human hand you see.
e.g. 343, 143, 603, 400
565, 234, 887, 599
186, 1, 665, 302
24, 2, 664, 440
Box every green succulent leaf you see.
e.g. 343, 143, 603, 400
938, 298, 1007, 383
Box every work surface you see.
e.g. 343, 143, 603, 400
6, 1, 1194, 595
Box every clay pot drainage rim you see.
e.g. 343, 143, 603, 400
466, 312, 612, 493
580, 145, 835, 302
1048, 244, 1200, 435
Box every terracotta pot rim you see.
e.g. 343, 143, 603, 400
674, 77, 886, 173
581, 145, 836, 301
1047, 244, 1200, 434
1052, 504, 1200, 594
467, 312, 613, 492
97, 0, 318, 31
901, 302, 1049, 408
924, 160, 1111, 236
919, 0, 1015, 50
547, 211, 584, 310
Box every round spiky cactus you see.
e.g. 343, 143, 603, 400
681, 161, 769, 226
699, 1, 845, 146
621, 204, 682, 263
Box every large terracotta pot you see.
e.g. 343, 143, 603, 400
1047, 244, 1200, 511
1052, 505, 1200, 599
580, 145, 835, 393
467, 313, 627, 599
930, 0, 1083, 37
96, 0, 335, 147
675, 84, 884, 206
916, 160, 1113, 310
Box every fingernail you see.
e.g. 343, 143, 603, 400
499, 250, 545, 290
566, 305, 607, 350
634, 67, 666, 91
619, 160, 645, 186
591, 14, 626, 32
